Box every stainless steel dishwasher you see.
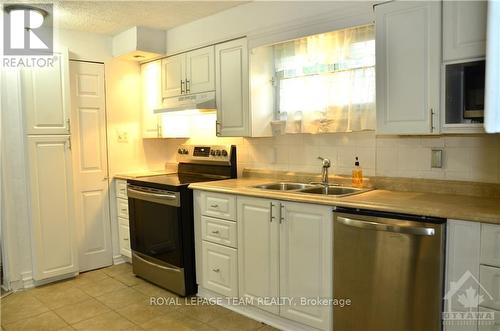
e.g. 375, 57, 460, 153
333, 207, 445, 331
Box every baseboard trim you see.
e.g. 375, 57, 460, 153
113, 255, 131, 265
197, 288, 317, 331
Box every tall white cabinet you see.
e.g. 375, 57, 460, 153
375, 1, 441, 134
22, 49, 79, 282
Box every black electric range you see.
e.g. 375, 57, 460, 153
126, 145, 236, 296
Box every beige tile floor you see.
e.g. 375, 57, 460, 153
1, 264, 278, 331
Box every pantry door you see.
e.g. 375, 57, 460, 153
69, 61, 112, 272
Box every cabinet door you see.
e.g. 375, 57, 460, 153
118, 220, 131, 258
27, 135, 78, 280
237, 196, 279, 314
161, 53, 185, 98
480, 265, 500, 311
481, 223, 500, 268
478, 307, 500, 331
202, 241, 238, 297
186, 46, 215, 94
22, 50, 71, 135
375, 1, 441, 134
443, 1, 487, 62
141, 60, 161, 138
444, 220, 481, 331
279, 202, 332, 330
215, 38, 250, 137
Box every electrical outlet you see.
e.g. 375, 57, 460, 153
117, 130, 129, 143
431, 149, 443, 168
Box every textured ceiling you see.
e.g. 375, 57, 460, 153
3, 1, 247, 35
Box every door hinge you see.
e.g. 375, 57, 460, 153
67, 137, 72, 150
67, 118, 71, 134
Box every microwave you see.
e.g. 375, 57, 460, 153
445, 60, 485, 124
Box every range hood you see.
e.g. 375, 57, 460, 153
154, 91, 216, 113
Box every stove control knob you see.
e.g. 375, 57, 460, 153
178, 148, 183, 154
221, 150, 228, 157
216, 150, 222, 156
210, 150, 216, 156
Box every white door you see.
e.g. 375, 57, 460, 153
375, 1, 441, 134
69, 61, 112, 272
27, 135, 78, 280
237, 196, 280, 314
279, 202, 333, 330
215, 38, 250, 137
141, 60, 161, 138
443, 1, 487, 62
186, 46, 215, 94
21, 50, 71, 135
161, 53, 186, 98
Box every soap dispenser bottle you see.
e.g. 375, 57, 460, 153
352, 156, 363, 187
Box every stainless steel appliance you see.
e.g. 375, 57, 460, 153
127, 145, 236, 296
333, 207, 445, 331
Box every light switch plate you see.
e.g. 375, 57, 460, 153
431, 149, 443, 168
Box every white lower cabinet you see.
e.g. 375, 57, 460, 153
27, 135, 78, 281
479, 307, 500, 331
237, 196, 333, 330
115, 179, 131, 259
202, 241, 238, 297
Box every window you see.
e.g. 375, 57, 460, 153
274, 25, 376, 133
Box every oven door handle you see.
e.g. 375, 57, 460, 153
133, 252, 182, 273
127, 186, 180, 207
128, 187, 177, 200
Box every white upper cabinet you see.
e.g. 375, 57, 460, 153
22, 50, 71, 135
443, 1, 487, 62
161, 45, 215, 99
375, 1, 441, 135
215, 38, 250, 137
27, 135, 78, 281
141, 60, 162, 138
161, 53, 185, 98
186, 46, 215, 94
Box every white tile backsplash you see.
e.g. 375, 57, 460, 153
143, 132, 500, 183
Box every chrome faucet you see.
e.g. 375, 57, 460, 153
317, 156, 331, 186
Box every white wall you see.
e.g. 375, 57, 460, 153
165, 1, 375, 54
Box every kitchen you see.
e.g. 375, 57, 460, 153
1, 1, 500, 331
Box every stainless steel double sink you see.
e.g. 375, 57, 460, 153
252, 182, 371, 197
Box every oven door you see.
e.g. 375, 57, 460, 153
127, 185, 183, 268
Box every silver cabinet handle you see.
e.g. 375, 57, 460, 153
180, 80, 184, 94
336, 216, 436, 236
215, 121, 221, 136
210, 204, 219, 208
212, 268, 220, 273
430, 108, 435, 133
186, 79, 190, 93
270, 202, 275, 223
279, 203, 285, 224
211, 230, 220, 234
124, 238, 129, 241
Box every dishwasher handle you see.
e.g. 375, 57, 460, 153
336, 216, 436, 236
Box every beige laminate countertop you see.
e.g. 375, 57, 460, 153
189, 178, 500, 224
114, 170, 173, 180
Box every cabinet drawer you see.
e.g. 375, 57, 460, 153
480, 265, 500, 311
481, 224, 500, 268
478, 307, 500, 331
202, 241, 238, 297
118, 223, 131, 258
115, 180, 128, 199
201, 216, 237, 248
201, 192, 236, 221
116, 198, 129, 219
